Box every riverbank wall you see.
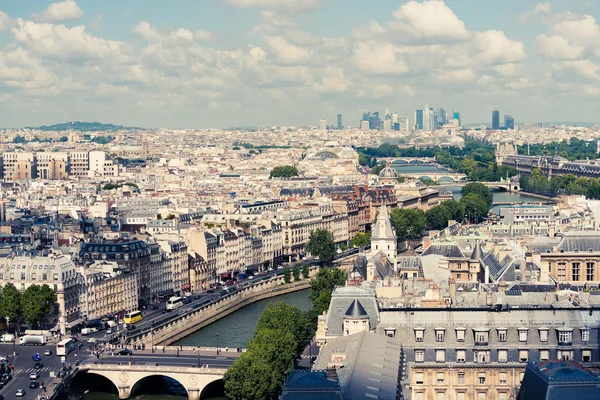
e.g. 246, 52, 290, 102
132, 271, 317, 347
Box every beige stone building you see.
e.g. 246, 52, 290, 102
79, 260, 139, 319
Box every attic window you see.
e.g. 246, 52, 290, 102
574, 249, 579, 253
337, 307, 343, 313
589, 249, 593, 253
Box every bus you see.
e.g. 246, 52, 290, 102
166, 297, 184, 311
56, 338, 76, 356
123, 310, 143, 325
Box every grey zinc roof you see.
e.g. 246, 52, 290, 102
557, 231, 600, 252
326, 286, 379, 336
314, 331, 401, 400
344, 299, 369, 318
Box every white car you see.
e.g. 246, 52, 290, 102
16, 389, 26, 397
248, 275, 254, 280
30, 372, 39, 380
106, 329, 112, 334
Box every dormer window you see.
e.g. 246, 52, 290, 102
435, 328, 446, 342
539, 328, 549, 342
518, 329, 528, 342
456, 328, 466, 342
414, 328, 425, 342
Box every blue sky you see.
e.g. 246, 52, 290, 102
0, 0, 599, 128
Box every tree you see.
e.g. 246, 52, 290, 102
425, 205, 452, 230
460, 158, 479, 179
349, 232, 371, 249
156, 213, 162, 220
309, 268, 346, 303
292, 265, 301, 281
224, 329, 296, 400
439, 200, 463, 221
255, 303, 312, 355
12, 135, 27, 144
301, 264, 310, 278
269, 166, 298, 179
21, 285, 57, 328
0, 283, 22, 328
165, 213, 176, 220
232, 146, 241, 150
306, 229, 336, 265
460, 194, 489, 222
283, 267, 291, 283
461, 183, 493, 207
390, 208, 426, 242
58, 136, 68, 142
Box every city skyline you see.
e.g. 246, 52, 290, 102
0, 0, 599, 128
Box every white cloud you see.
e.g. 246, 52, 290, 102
314, 66, 352, 93
0, 11, 12, 32
32, 0, 84, 23
222, 0, 321, 11
472, 30, 525, 65
263, 36, 313, 65
517, 2, 551, 23
12, 19, 132, 63
352, 41, 409, 75
390, 0, 469, 43
536, 34, 584, 60
435, 68, 476, 83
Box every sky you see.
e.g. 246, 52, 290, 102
0, 0, 599, 128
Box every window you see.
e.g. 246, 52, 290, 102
558, 330, 573, 345
581, 329, 590, 342
497, 329, 507, 342
498, 349, 508, 363
457, 393, 465, 400
436, 349, 446, 362
519, 350, 529, 362
475, 331, 488, 344
518, 329, 528, 342
415, 329, 424, 342
572, 262, 580, 281
435, 329, 445, 342
475, 350, 489, 363
586, 262, 595, 281
499, 393, 507, 400
415, 372, 424, 384
20, 283, 24, 290
457, 372, 465, 384
456, 328, 466, 342
416, 393, 424, 400
558, 350, 572, 360
581, 349, 592, 362
456, 350, 466, 363
20, 273, 25, 280
478, 373, 486, 384
540, 350, 550, 362
437, 372, 445, 384
415, 350, 424, 362
539, 329, 548, 342
499, 372, 507, 384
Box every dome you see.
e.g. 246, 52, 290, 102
379, 166, 398, 179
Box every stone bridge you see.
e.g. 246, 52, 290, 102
439, 180, 521, 192
400, 172, 469, 183
76, 364, 226, 400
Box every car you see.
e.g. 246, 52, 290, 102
219, 290, 228, 296
15, 389, 26, 397
106, 329, 112, 334
151, 304, 159, 310
43, 350, 52, 356
87, 338, 97, 344
29, 372, 39, 380
118, 349, 133, 356
207, 289, 214, 294
0, 381, 4, 389
33, 362, 43, 369
2, 373, 12, 382
29, 381, 39, 389
32, 353, 41, 362
126, 325, 136, 331
248, 275, 254, 280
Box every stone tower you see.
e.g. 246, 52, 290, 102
371, 204, 397, 269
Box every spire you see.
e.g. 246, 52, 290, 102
470, 241, 483, 261
372, 204, 394, 240
344, 299, 369, 318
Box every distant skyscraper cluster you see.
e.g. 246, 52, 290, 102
491, 109, 515, 130
413, 105, 458, 131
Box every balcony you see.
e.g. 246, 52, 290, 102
558, 340, 572, 346
474, 341, 489, 346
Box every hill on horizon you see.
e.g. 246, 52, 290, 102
26, 121, 141, 132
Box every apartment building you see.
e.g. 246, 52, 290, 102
0, 151, 118, 180
277, 205, 327, 260
79, 239, 151, 304
79, 260, 138, 320
148, 240, 172, 301
158, 239, 189, 296
0, 254, 82, 334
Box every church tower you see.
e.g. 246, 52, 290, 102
371, 204, 397, 269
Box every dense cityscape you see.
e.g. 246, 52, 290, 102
2, 1, 600, 400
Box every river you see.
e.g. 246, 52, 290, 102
81, 290, 311, 400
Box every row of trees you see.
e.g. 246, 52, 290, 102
0, 283, 57, 330
269, 165, 299, 179
388, 183, 493, 235
359, 140, 518, 182
224, 268, 345, 400
517, 137, 599, 161
519, 170, 600, 199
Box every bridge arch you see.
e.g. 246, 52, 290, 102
419, 176, 434, 183
130, 374, 187, 398
71, 371, 119, 396
391, 159, 408, 165
437, 176, 455, 183
408, 159, 422, 164
200, 379, 225, 399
